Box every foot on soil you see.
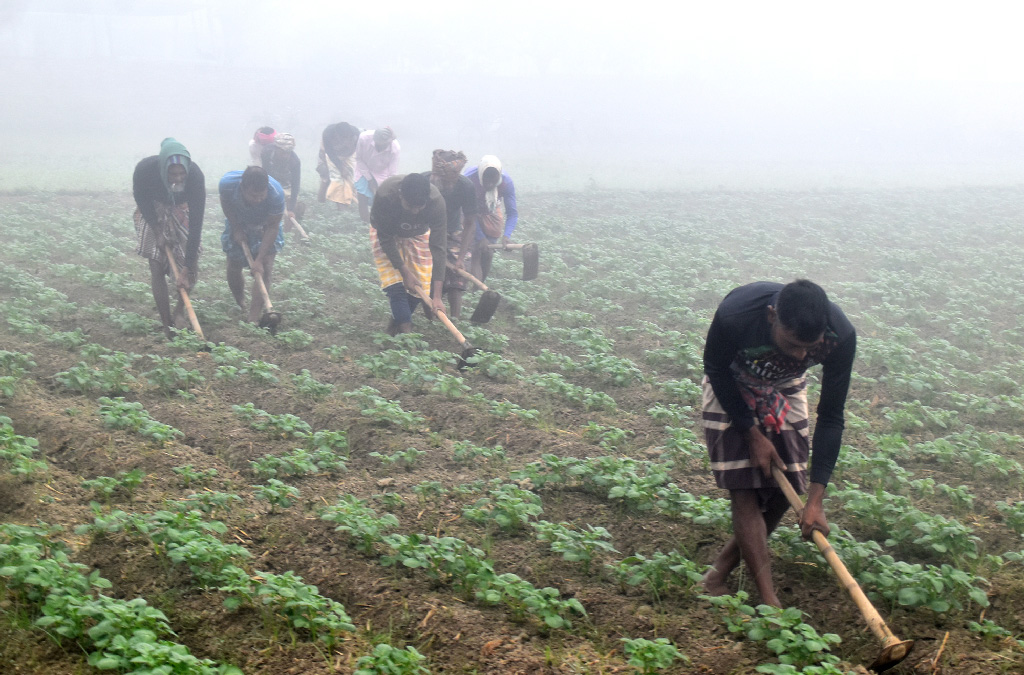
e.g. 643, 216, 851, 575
701, 569, 732, 597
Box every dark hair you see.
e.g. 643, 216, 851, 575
240, 166, 269, 192
256, 126, 275, 135
776, 279, 829, 342
399, 172, 431, 207
482, 166, 500, 184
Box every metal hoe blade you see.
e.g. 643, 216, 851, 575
470, 290, 501, 323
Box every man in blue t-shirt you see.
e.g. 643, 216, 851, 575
219, 166, 286, 323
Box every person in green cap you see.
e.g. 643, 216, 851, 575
132, 138, 206, 338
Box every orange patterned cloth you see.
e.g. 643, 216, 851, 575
370, 225, 432, 291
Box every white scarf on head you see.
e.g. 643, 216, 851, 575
478, 155, 503, 213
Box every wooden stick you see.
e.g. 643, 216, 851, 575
931, 631, 949, 673
770, 465, 908, 652
164, 245, 204, 340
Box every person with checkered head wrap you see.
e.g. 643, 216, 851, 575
422, 150, 479, 319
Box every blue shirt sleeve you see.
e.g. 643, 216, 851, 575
500, 173, 518, 238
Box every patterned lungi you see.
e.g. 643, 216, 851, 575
370, 226, 432, 291
702, 375, 810, 497
134, 202, 200, 277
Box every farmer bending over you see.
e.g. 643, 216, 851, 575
700, 280, 856, 607
261, 132, 306, 241
355, 126, 400, 223
132, 137, 206, 338
219, 166, 285, 323
463, 155, 517, 282
370, 173, 446, 335
317, 122, 360, 211
423, 149, 477, 319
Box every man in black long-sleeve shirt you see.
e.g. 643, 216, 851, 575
700, 280, 856, 607
369, 173, 446, 335
132, 138, 206, 338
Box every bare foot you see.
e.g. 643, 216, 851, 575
701, 569, 731, 597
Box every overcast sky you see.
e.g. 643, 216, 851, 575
3, 0, 1023, 189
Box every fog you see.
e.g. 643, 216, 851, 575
3, 0, 1024, 191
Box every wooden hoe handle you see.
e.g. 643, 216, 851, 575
164, 245, 204, 340
239, 241, 274, 312
412, 286, 467, 347
446, 263, 489, 291
770, 464, 907, 654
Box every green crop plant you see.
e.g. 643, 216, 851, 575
654, 485, 731, 527
251, 449, 319, 479
239, 359, 280, 383
171, 464, 218, 488
354, 643, 431, 675
253, 570, 356, 646
141, 355, 205, 394
167, 329, 211, 352
231, 403, 312, 439
253, 479, 300, 512
100, 307, 158, 335
47, 329, 89, 349
344, 386, 427, 429
463, 482, 543, 532
607, 550, 706, 601
209, 343, 250, 366
997, 500, 1024, 535
55, 352, 140, 395
704, 592, 844, 670
967, 619, 1024, 648
857, 555, 989, 612
321, 495, 400, 554
97, 397, 183, 444
532, 521, 617, 574
536, 349, 579, 372
370, 446, 426, 470
274, 328, 315, 350
620, 637, 688, 674
380, 534, 490, 591
452, 440, 506, 465
584, 456, 670, 509
658, 378, 702, 406
647, 403, 693, 425
580, 352, 643, 386
582, 422, 634, 450
528, 372, 617, 411
486, 398, 540, 422
509, 454, 590, 490
0, 418, 48, 479
81, 469, 145, 503
432, 373, 471, 398
412, 480, 447, 502
0, 522, 241, 675
176, 491, 242, 515
661, 426, 706, 465
373, 492, 406, 508
291, 369, 335, 399
466, 351, 525, 382
462, 325, 510, 351
0, 350, 36, 377
306, 429, 349, 454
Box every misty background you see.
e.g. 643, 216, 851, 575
3, 0, 1023, 191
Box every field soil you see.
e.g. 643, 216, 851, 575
1, 187, 1023, 674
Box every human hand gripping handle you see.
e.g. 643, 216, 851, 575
746, 426, 784, 479
400, 264, 421, 294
